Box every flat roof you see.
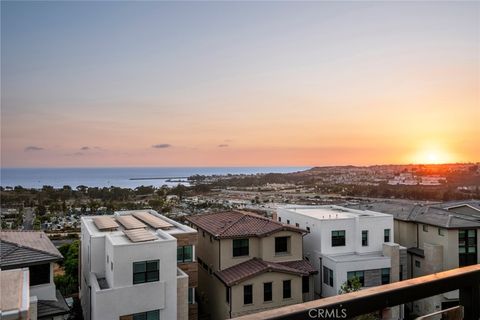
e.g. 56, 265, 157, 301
281, 205, 390, 220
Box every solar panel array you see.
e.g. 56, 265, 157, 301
115, 215, 146, 230
132, 211, 173, 229
123, 229, 157, 242
93, 216, 119, 231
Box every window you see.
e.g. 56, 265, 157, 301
323, 266, 333, 287
202, 231, 205, 237
133, 260, 159, 285
120, 309, 160, 320
111, 261, 113, 271
244, 285, 253, 304
361, 230, 368, 246
381, 268, 390, 285
415, 260, 421, 268
438, 228, 446, 236
278, 217, 281, 222
30, 263, 50, 286
302, 276, 310, 293
459, 229, 477, 266
287, 220, 290, 224
107, 255, 109, 263
384, 229, 391, 242
331, 230, 346, 247
177, 245, 193, 263
226, 287, 230, 303
306, 227, 310, 232
264, 282, 272, 302
283, 280, 291, 299
188, 287, 195, 304
423, 225, 428, 232
275, 236, 290, 254
295, 223, 300, 227
233, 239, 249, 257
347, 271, 365, 287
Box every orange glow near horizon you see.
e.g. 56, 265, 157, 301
410, 144, 456, 165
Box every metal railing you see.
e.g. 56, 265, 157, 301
232, 264, 480, 320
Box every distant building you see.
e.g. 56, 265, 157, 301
347, 200, 480, 316
80, 210, 197, 320
186, 210, 316, 320
0, 231, 70, 319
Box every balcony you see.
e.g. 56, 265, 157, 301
232, 264, 480, 320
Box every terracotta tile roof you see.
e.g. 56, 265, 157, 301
186, 211, 306, 239
215, 258, 314, 286
277, 259, 318, 275
0, 231, 63, 267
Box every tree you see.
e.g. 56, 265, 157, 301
55, 240, 79, 296
339, 277, 379, 320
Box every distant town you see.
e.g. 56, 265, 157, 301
1, 163, 479, 320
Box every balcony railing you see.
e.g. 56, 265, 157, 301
232, 264, 480, 320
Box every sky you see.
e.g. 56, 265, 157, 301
1, 1, 479, 167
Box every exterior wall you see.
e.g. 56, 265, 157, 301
30, 262, 56, 301
220, 238, 260, 270
321, 256, 391, 297
196, 228, 221, 270
259, 230, 303, 263
230, 272, 303, 319
177, 269, 189, 320
394, 220, 417, 248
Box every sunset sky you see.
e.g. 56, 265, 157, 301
1, 1, 479, 167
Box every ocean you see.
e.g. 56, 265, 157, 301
0, 167, 309, 189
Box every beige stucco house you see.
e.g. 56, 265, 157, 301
186, 210, 316, 320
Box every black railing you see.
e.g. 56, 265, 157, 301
233, 264, 480, 320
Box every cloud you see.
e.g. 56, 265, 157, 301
152, 144, 172, 149
80, 146, 90, 150
218, 144, 229, 148
25, 146, 44, 151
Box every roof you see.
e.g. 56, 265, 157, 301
215, 258, 316, 286
37, 290, 70, 319
186, 211, 306, 239
346, 200, 480, 229
0, 231, 63, 268
407, 247, 425, 258
0, 269, 29, 315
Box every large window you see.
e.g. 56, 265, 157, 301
177, 245, 193, 263
133, 260, 159, 285
381, 268, 390, 285
30, 263, 50, 286
275, 236, 290, 254
323, 266, 333, 287
188, 288, 195, 304
459, 229, 477, 267
244, 284, 253, 304
331, 230, 346, 247
347, 271, 365, 286
233, 239, 249, 257
120, 309, 160, 320
361, 230, 368, 246
264, 282, 272, 302
384, 229, 391, 242
302, 276, 310, 293
283, 280, 291, 299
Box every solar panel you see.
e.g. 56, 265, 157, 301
132, 211, 173, 229
116, 215, 147, 230
123, 229, 157, 242
93, 216, 119, 231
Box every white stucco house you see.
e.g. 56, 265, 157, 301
80, 211, 188, 320
276, 205, 407, 298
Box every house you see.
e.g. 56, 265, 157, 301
347, 200, 480, 316
80, 210, 197, 320
0, 231, 70, 319
186, 210, 316, 320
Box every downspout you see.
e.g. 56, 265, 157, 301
218, 238, 221, 270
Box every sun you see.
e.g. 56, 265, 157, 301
410, 145, 454, 164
